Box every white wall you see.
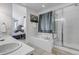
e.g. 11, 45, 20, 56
26, 7, 38, 41
0, 3, 12, 35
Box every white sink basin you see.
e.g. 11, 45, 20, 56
0, 43, 22, 55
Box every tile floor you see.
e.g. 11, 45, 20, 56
19, 40, 54, 55
27, 43, 54, 55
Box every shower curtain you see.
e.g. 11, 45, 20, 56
38, 11, 55, 33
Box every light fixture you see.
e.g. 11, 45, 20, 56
42, 4, 45, 8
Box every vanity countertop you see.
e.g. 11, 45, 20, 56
0, 35, 34, 55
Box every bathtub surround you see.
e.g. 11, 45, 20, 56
28, 33, 53, 53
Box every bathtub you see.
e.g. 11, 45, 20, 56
28, 35, 53, 53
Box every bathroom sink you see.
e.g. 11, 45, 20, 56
0, 43, 22, 55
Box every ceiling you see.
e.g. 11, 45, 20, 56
20, 3, 64, 12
